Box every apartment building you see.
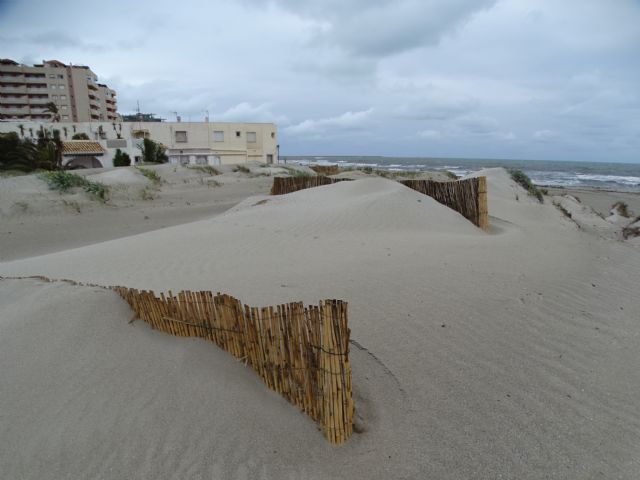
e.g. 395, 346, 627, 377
0, 59, 118, 122
0, 120, 278, 168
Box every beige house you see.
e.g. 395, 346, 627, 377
0, 59, 118, 122
0, 120, 278, 168
130, 121, 278, 165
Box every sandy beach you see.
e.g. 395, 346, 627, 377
1, 165, 639, 479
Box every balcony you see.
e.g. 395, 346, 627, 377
24, 76, 47, 84
26, 84, 48, 90
0, 106, 30, 114
0, 74, 24, 81
0, 94, 27, 102
28, 98, 50, 106
0, 99, 28, 106
0, 85, 27, 94
87, 82, 98, 91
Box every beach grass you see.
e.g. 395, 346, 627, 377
509, 169, 544, 203
136, 167, 163, 185
39, 171, 110, 202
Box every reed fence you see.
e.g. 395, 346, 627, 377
270, 175, 350, 195
400, 177, 488, 230
2, 275, 354, 444
271, 175, 489, 229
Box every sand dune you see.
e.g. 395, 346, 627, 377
1, 168, 639, 479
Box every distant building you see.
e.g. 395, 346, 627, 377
0, 120, 278, 168
0, 59, 118, 122
121, 113, 164, 122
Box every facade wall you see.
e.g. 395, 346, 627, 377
0, 60, 118, 122
0, 120, 278, 168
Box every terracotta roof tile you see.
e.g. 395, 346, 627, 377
62, 141, 105, 155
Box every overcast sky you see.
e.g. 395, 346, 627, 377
1, 0, 639, 162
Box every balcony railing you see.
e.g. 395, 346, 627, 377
0, 74, 25, 81
0, 85, 27, 94
0, 106, 30, 114
0, 99, 28, 106
24, 76, 47, 83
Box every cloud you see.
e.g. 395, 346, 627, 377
285, 109, 374, 135
215, 102, 289, 124
262, 0, 496, 58
393, 94, 477, 120
1, 0, 639, 161
533, 130, 556, 140
418, 129, 442, 139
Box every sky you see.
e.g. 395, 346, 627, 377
1, 0, 639, 162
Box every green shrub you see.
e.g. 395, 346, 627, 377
40, 171, 88, 191
509, 169, 544, 203
84, 181, 110, 201
71, 132, 90, 140
139, 138, 168, 164
113, 148, 131, 167
39, 171, 109, 201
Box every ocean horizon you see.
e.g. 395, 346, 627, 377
283, 155, 640, 192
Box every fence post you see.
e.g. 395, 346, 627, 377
477, 176, 489, 231
320, 300, 353, 444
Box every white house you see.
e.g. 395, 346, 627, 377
0, 120, 279, 168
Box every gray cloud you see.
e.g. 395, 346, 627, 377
0, 0, 639, 161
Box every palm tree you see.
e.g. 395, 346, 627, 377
18, 124, 25, 137
44, 102, 60, 122
63, 126, 68, 138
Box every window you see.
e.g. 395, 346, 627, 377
235, 131, 241, 138
50, 85, 56, 89
60, 95, 67, 100
61, 105, 67, 110
62, 115, 69, 120
58, 84, 65, 89
175, 130, 187, 143
49, 74, 55, 78
57, 74, 64, 79
271, 132, 275, 138
213, 130, 224, 142
52, 95, 58, 100
196, 156, 207, 165
247, 131, 257, 143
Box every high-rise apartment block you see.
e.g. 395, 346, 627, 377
0, 59, 118, 122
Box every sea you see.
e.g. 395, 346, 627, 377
282, 156, 640, 192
